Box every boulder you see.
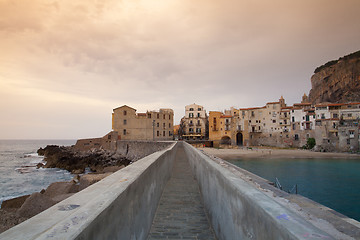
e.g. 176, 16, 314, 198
17, 192, 56, 218
43, 182, 79, 198
79, 173, 112, 191
103, 165, 125, 173
36, 163, 44, 169
1, 195, 30, 209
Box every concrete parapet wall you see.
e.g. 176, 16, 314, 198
0, 143, 177, 240
182, 142, 334, 240
116, 140, 173, 160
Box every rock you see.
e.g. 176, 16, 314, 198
79, 173, 112, 191
72, 174, 80, 184
43, 182, 79, 198
71, 169, 84, 174
103, 165, 125, 173
36, 163, 44, 169
17, 192, 56, 218
37, 147, 45, 156
51, 193, 75, 203
1, 195, 30, 209
39, 145, 131, 173
308, 50, 360, 104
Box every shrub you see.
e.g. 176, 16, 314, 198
304, 138, 316, 149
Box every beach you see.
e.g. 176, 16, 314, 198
201, 146, 360, 160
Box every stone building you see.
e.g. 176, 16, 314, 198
112, 105, 174, 141
208, 111, 233, 147
181, 104, 207, 140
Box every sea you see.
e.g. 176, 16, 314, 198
226, 157, 360, 222
0, 139, 76, 206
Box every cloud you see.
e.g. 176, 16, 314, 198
0, 0, 360, 138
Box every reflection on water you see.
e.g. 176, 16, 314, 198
226, 157, 360, 222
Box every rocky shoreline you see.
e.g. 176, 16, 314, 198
0, 144, 142, 233
37, 145, 132, 174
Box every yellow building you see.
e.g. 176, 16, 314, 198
209, 111, 234, 147
112, 105, 174, 141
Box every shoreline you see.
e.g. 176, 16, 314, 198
200, 146, 360, 160
200, 147, 360, 239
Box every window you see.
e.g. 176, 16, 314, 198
197, 120, 201, 125
198, 108, 201, 111
189, 108, 194, 111
272, 120, 276, 123
163, 123, 165, 128
197, 113, 200, 117
196, 128, 201, 133
169, 115, 171, 120
333, 113, 338, 118
163, 131, 166, 137
157, 114, 159, 119
169, 123, 171, 128
347, 139, 350, 145
123, 119, 127, 125
123, 129, 127, 135
321, 113, 325, 119
148, 114, 152, 118
349, 130, 355, 139
189, 113, 194, 118
348, 113, 352, 117
163, 115, 165, 119
123, 110, 127, 116
294, 134, 299, 140
157, 131, 159, 137
292, 116, 295, 122
189, 128, 194, 133
157, 122, 159, 127
169, 131, 172, 136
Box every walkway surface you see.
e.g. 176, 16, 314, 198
147, 146, 217, 240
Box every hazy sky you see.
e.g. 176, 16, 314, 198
1, 0, 360, 139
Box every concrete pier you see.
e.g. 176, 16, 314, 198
148, 146, 216, 239
0, 142, 342, 239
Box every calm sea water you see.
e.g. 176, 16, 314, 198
0, 140, 76, 206
226, 157, 360, 222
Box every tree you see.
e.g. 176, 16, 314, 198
304, 138, 316, 149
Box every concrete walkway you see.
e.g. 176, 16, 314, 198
147, 146, 217, 240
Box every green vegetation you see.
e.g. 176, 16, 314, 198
303, 138, 316, 149
314, 50, 360, 73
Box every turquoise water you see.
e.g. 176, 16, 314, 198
226, 157, 360, 222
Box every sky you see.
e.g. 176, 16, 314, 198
1, 0, 360, 139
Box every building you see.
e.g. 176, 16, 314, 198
208, 111, 233, 146
112, 105, 174, 141
181, 104, 207, 140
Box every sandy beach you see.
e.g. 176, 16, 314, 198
200, 147, 360, 160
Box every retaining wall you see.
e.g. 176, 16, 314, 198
182, 142, 334, 240
0, 143, 177, 240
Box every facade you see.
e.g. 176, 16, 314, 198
181, 104, 207, 140
208, 111, 233, 146
112, 105, 174, 141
